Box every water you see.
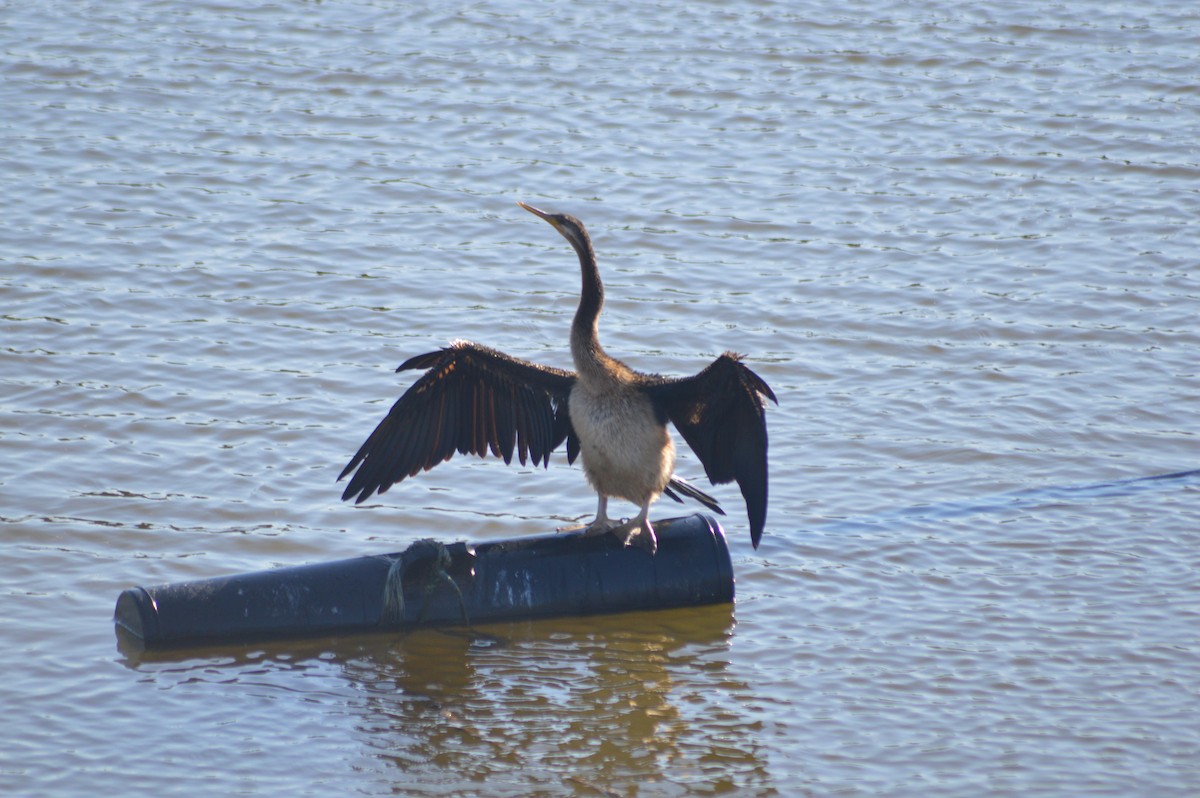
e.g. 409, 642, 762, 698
2, 0, 1198, 794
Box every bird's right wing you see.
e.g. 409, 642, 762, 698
338, 340, 577, 503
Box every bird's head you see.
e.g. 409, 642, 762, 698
518, 201, 592, 257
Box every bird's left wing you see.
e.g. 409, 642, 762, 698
338, 340, 577, 503
642, 353, 777, 548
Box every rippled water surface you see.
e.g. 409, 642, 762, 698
3, 1, 1199, 795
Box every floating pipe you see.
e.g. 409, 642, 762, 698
114, 513, 734, 648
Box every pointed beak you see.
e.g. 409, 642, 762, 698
517, 201, 584, 256
517, 201, 554, 224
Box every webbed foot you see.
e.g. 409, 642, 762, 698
582, 516, 620, 537
561, 495, 619, 537
612, 518, 658, 555
557, 516, 620, 536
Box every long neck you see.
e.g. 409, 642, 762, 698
569, 236, 610, 378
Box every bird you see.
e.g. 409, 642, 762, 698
338, 202, 777, 554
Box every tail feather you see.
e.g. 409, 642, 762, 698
663, 475, 725, 516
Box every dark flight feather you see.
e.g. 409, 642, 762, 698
338, 341, 574, 503
641, 352, 777, 547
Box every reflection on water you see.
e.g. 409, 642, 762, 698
120, 605, 776, 796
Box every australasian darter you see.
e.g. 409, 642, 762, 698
339, 202, 777, 554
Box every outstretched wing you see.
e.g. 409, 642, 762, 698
339, 340, 578, 503
642, 353, 777, 548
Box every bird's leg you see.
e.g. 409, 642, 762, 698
557, 494, 620, 535
612, 502, 658, 555
581, 494, 616, 536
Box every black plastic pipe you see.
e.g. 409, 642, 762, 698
114, 513, 734, 648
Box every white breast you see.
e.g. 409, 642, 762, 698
569, 382, 675, 505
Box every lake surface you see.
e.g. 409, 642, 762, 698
2, 1, 1198, 795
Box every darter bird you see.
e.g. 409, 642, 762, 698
339, 202, 776, 554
